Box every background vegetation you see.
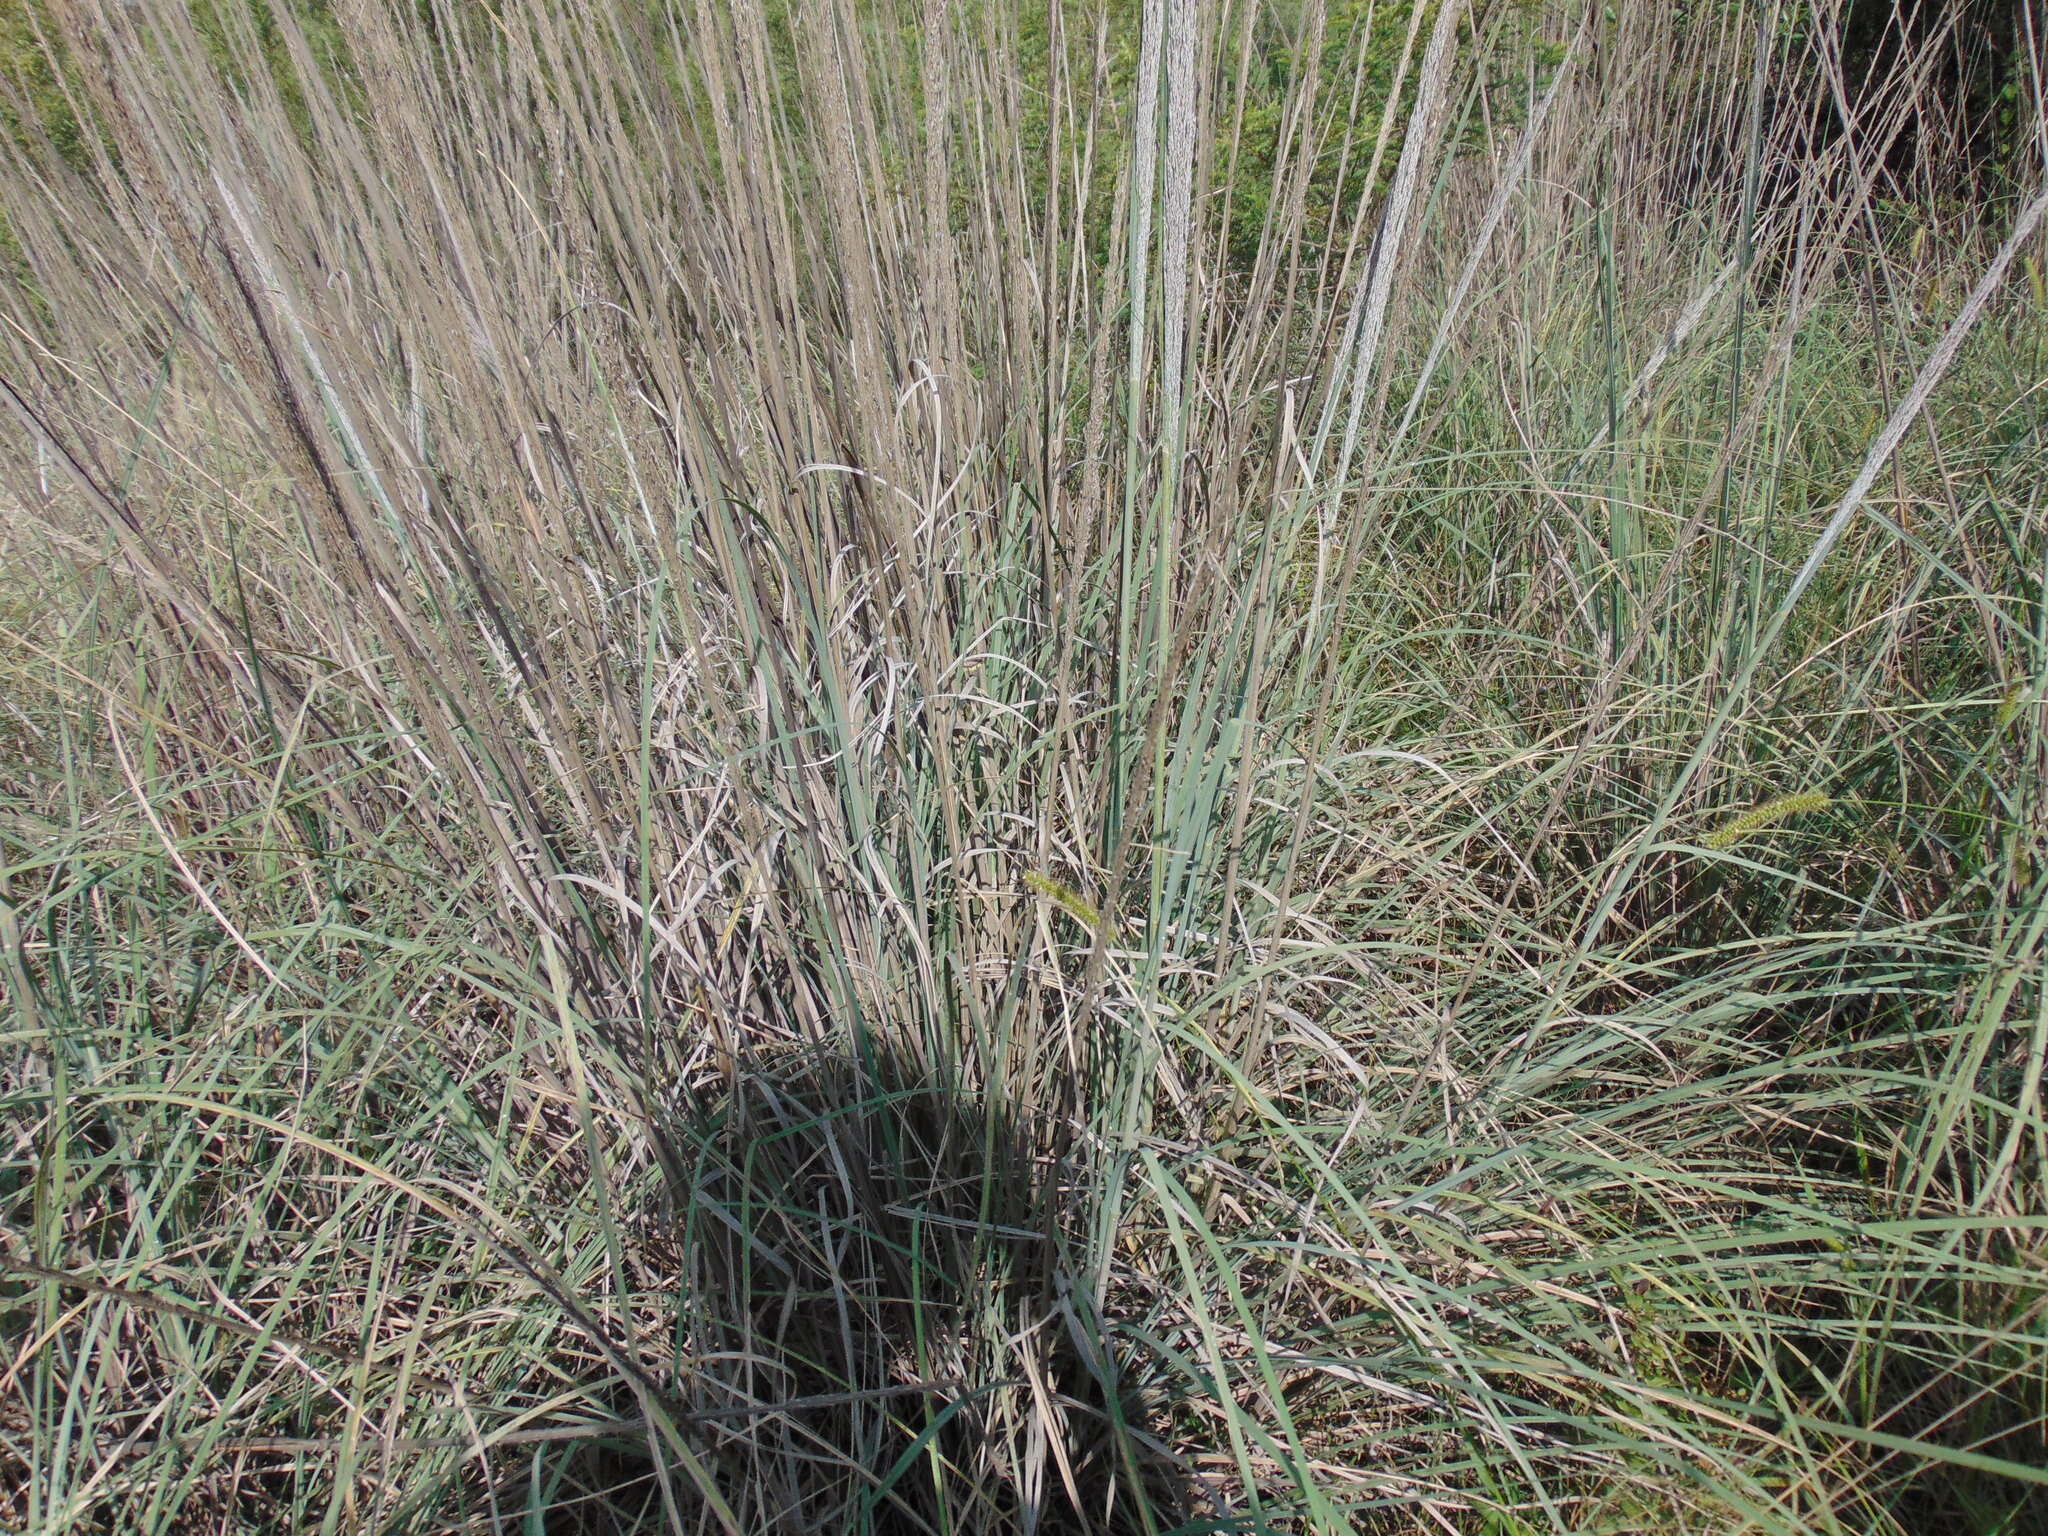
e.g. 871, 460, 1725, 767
1, 0, 2045, 1532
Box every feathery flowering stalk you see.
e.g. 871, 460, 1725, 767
1703, 791, 1834, 849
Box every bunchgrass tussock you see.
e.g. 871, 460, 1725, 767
1, 1, 2045, 1533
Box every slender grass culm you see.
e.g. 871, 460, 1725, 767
1, 1, 2044, 1532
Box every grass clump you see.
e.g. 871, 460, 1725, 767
1, 0, 2046, 1532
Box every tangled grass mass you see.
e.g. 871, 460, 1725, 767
2, 0, 2047, 1531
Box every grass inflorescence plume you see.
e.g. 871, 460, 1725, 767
1703, 791, 1836, 849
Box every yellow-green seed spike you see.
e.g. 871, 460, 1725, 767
1023, 870, 1109, 937
1703, 792, 1833, 850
